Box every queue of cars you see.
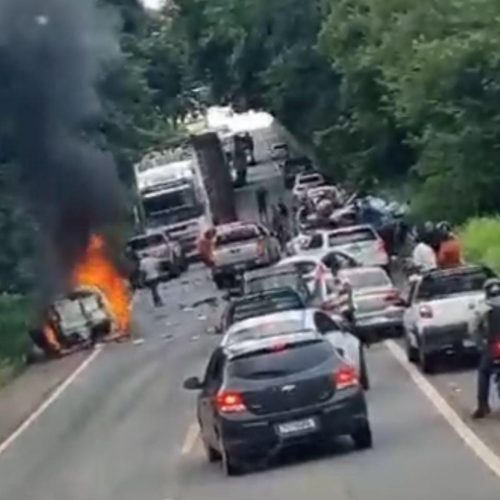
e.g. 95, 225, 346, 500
182, 145, 498, 476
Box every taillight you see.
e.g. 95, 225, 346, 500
377, 239, 387, 254
333, 364, 358, 390
491, 341, 500, 358
215, 391, 246, 413
419, 304, 433, 318
384, 290, 400, 302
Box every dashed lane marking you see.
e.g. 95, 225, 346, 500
385, 340, 500, 480
181, 421, 200, 456
0, 345, 103, 457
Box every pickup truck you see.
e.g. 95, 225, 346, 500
212, 222, 281, 289
403, 265, 495, 373
127, 230, 187, 283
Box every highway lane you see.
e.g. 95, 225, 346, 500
0, 126, 500, 499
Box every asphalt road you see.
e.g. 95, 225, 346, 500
1, 126, 500, 500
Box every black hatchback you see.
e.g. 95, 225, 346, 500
183, 331, 372, 475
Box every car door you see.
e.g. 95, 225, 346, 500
313, 311, 360, 370
199, 349, 225, 448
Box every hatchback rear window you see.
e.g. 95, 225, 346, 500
328, 228, 376, 247
228, 320, 306, 345
228, 341, 332, 379
216, 226, 259, 246
417, 270, 492, 300
231, 293, 304, 324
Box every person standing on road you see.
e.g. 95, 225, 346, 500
256, 186, 269, 224
471, 279, 500, 418
140, 255, 163, 307
198, 228, 217, 268
436, 221, 463, 268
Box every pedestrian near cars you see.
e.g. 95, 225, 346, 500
471, 279, 500, 418
256, 186, 269, 224
140, 254, 163, 307
198, 228, 216, 268
436, 221, 462, 269
411, 228, 437, 273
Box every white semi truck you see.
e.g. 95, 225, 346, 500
134, 148, 211, 259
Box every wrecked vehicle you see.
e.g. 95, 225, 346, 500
29, 287, 115, 357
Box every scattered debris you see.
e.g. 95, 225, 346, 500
197, 314, 207, 321
206, 326, 216, 334
160, 333, 174, 341
191, 335, 200, 341
133, 338, 145, 346
181, 305, 194, 312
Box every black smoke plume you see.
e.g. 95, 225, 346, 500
0, 0, 124, 300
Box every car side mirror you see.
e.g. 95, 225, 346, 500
183, 376, 204, 390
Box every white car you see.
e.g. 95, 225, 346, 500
221, 309, 369, 389
277, 250, 359, 286
287, 225, 389, 268
403, 265, 493, 373
292, 172, 325, 200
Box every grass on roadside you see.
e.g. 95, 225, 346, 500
459, 217, 500, 274
0, 294, 32, 386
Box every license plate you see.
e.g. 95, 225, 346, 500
463, 339, 476, 348
277, 418, 317, 437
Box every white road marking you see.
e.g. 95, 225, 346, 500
385, 340, 500, 479
0, 346, 103, 457
181, 422, 200, 456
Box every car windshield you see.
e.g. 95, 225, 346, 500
228, 340, 331, 379
128, 234, 164, 250
231, 292, 304, 324
417, 269, 491, 300
343, 270, 390, 289
216, 226, 259, 246
298, 174, 322, 185
227, 320, 307, 344
328, 228, 375, 247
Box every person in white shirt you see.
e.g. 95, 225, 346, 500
412, 231, 437, 273
140, 255, 163, 307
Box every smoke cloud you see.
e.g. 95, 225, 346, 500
0, 0, 124, 299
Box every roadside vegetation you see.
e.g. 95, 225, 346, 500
2, 0, 500, 369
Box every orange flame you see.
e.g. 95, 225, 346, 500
72, 234, 131, 335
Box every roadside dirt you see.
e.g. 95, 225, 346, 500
0, 352, 89, 444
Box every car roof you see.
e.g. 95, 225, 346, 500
245, 264, 299, 279
338, 266, 387, 277
278, 255, 321, 265
226, 309, 316, 335
326, 224, 375, 235
216, 221, 256, 232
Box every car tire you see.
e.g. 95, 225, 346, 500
221, 446, 243, 476
352, 421, 373, 450
405, 332, 418, 363
214, 276, 224, 290
359, 347, 370, 391
419, 347, 436, 374
203, 440, 221, 463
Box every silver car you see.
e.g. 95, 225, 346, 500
338, 267, 405, 341
221, 309, 370, 389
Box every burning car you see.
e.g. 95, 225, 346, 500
30, 286, 115, 357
